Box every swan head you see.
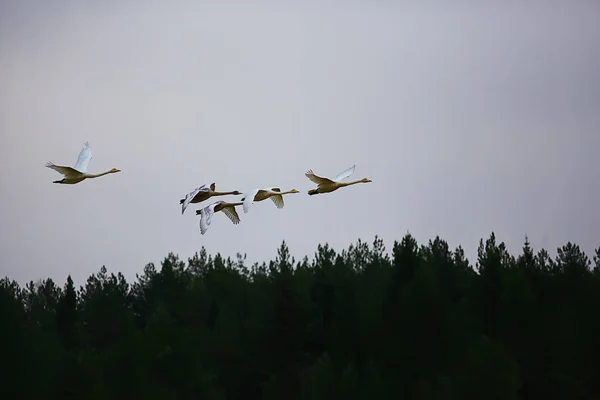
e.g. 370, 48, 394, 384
232, 190, 242, 195
289, 189, 299, 193
361, 178, 372, 183
110, 168, 121, 173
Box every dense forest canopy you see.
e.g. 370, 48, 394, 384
2, 232, 599, 399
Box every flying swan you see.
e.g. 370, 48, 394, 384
180, 183, 242, 215
46, 142, 121, 184
195, 201, 243, 235
305, 165, 372, 195
240, 187, 299, 213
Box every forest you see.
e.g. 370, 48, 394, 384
2, 232, 599, 400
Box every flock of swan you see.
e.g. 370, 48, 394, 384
46, 142, 373, 234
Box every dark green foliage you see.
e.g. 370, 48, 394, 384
1, 234, 599, 399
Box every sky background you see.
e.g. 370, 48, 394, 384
1, 0, 599, 286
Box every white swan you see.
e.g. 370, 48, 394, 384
305, 165, 372, 195
46, 142, 120, 184
195, 200, 243, 235
240, 187, 299, 214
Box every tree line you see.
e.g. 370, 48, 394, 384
2, 232, 599, 399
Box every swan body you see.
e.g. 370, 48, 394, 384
195, 201, 243, 235
305, 165, 372, 195
180, 183, 242, 215
46, 142, 121, 184
240, 187, 299, 213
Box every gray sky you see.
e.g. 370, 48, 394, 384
1, 0, 599, 286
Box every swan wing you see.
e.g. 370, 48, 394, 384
243, 188, 260, 214
45, 162, 82, 177
181, 184, 211, 215
269, 194, 284, 209
199, 204, 215, 235
221, 205, 241, 225
305, 169, 334, 185
333, 165, 355, 182
73, 142, 92, 173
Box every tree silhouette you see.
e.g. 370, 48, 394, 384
1, 233, 599, 399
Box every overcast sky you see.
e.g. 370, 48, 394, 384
1, 0, 599, 286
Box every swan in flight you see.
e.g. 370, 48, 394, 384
180, 183, 242, 215
240, 187, 299, 213
195, 201, 243, 235
46, 142, 120, 184
305, 165, 372, 195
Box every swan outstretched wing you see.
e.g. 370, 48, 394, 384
45, 161, 82, 177
221, 205, 241, 225
243, 188, 260, 214
269, 194, 284, 209
73, 142, 92, 173
305, 170, 334, 185
199, 205, 215, 235
333, 165, 355, 182
181, 183, 211, 215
